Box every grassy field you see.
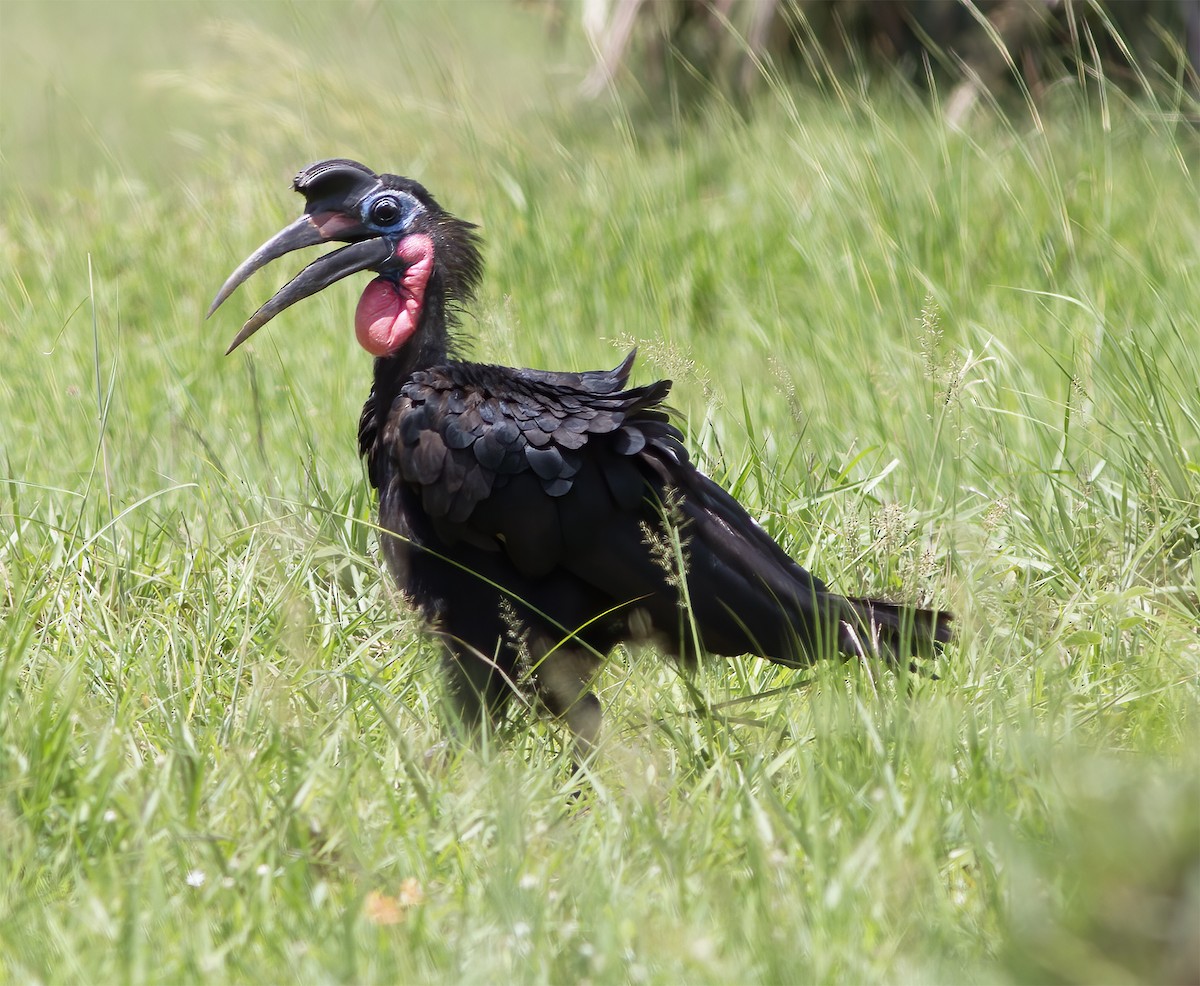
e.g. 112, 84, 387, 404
2, 2, 1198, 982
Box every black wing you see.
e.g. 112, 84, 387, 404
373, 350, 679, 581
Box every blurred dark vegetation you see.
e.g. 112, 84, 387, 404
574, 0, 1200, 121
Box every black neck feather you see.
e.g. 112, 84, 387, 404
359, 213, 483, 476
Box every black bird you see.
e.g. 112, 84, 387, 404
210, 159, 952, 754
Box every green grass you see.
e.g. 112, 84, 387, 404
2, 2, 1198, 982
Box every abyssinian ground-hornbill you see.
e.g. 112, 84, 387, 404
210, 159, 952, 753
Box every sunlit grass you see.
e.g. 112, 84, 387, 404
1, 2, 1197, 982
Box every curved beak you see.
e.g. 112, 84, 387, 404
209, 212, 391, 354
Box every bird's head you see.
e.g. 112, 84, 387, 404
209, 159, 482, 356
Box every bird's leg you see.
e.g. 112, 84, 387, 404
439, 637, 520, 745
532, 642, 603, 764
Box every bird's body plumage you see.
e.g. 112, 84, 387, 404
211, 159, 951, 752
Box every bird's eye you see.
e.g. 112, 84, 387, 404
370, 197, 402, 226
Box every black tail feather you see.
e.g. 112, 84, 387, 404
840, 595, 953, 659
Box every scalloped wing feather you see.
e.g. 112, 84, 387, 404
379, 353, 680, 578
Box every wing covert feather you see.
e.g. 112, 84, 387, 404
378, 351, 680, 576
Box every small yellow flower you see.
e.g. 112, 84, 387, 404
364, 880, 423, 926
363, 890, 404, 926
